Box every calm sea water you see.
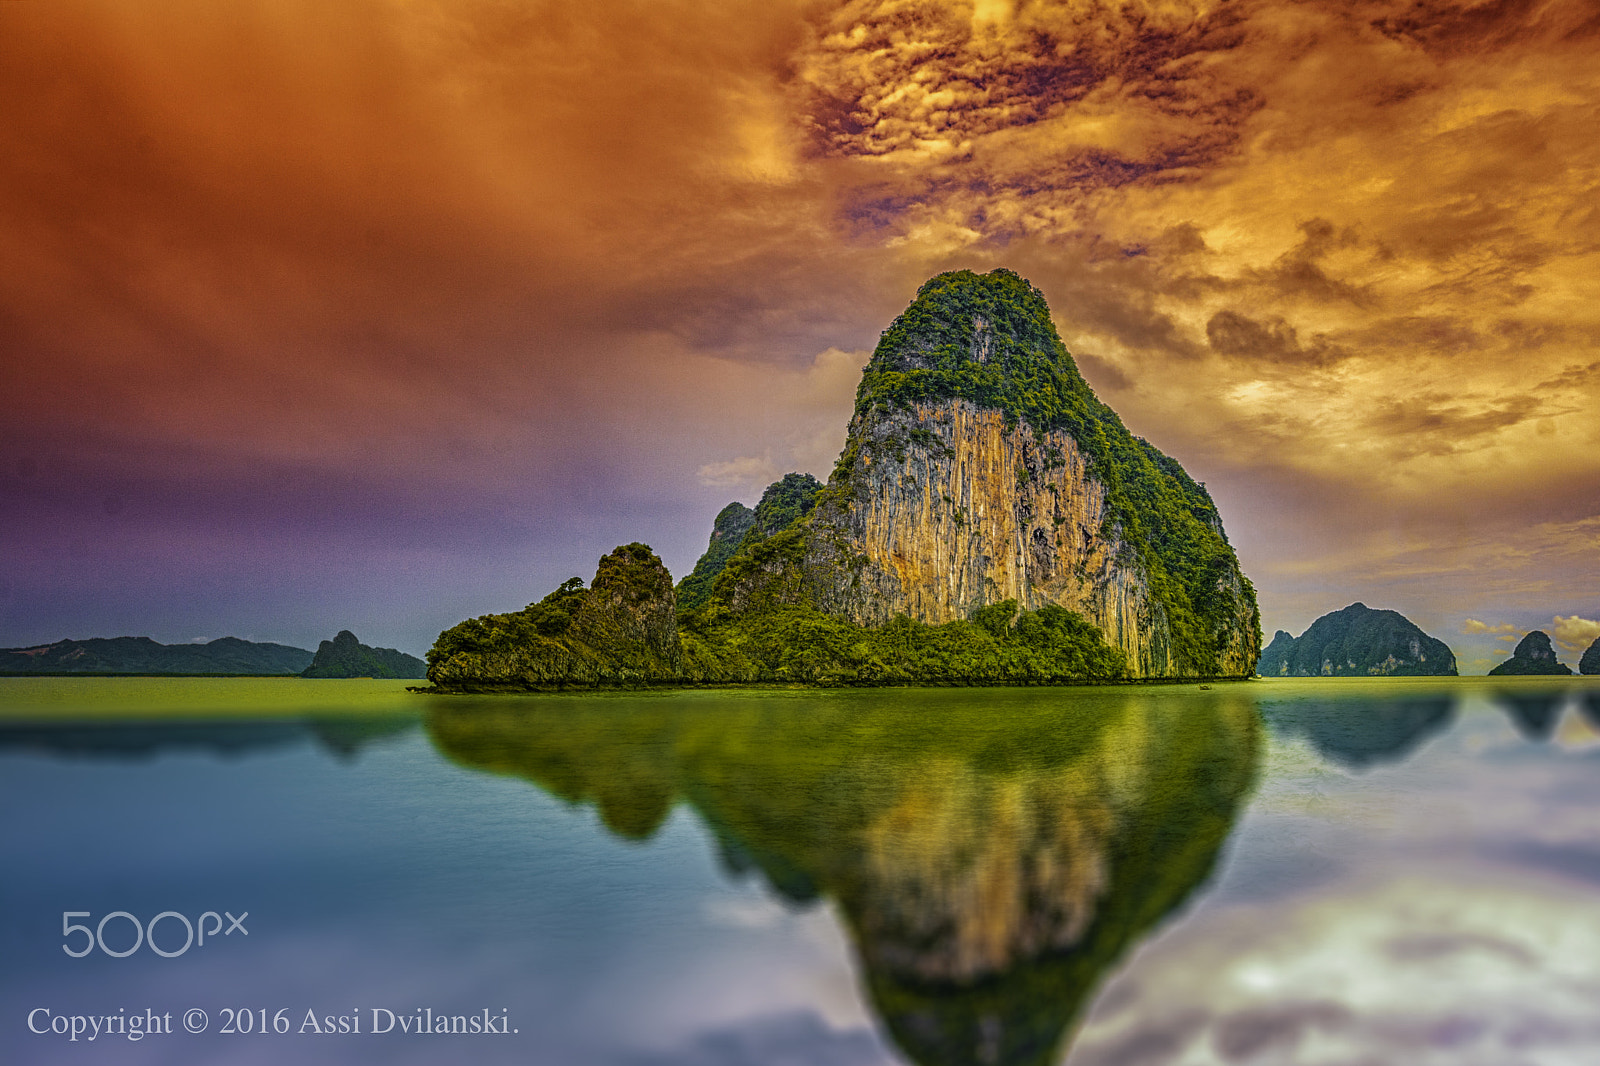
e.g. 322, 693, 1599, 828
3, 676, 1599, 1065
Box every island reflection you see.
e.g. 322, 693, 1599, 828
1492, 689, 1566, 740
428, 688, 1259, 1066
1259, 694, 1456, 768
0, 715, 416, 761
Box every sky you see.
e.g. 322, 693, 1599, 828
1, 0, 1597, 670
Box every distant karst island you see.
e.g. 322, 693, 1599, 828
1257, 603, 1458, 677
302, 630, 427, 679
1488, 631, 1573, 676
425, 268, 1261, 690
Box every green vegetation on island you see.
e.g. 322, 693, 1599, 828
1256, 603, 1457, 677
673, 473, 823, 613
673, 503, 755, 613
1580, 636, 1599, 675
747, 471, 824, 536
842, 269, 1255, 676
428, 544, 686, 689
678, 599, 1126, 686
428, 543, 1127, 689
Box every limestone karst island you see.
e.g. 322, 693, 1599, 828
426, 269, 1261, 690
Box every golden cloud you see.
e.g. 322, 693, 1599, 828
1550, 615, 1600, 656
2, 0, 1598, 637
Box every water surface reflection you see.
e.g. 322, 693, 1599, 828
0, 716, 416, 760
1491, 689, 1566, 740
429, 689, 1260, 1066
7, 678, 1600, 1065
1258, 695, 1455, 768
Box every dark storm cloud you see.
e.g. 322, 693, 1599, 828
1365, 393, 1544, 454
1067, 1010, 1209, 1066
1205, 309, 1352, 367
1372, 0, 1600, 56
1211, 1001, 1352, 1061
796, 0, 1259, 182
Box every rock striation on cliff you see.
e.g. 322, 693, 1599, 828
702, 268, 1259, 679
1256, 603, 1457, 677
1488, 630, 1572, 676
427, 268, 1260, 688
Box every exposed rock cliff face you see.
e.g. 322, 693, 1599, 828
719, 268, 1258, 679
428, 267, 1260, 687
801, 400, 1186, 676
1256, 603, 1457, 677
1488, 630, 1572, 676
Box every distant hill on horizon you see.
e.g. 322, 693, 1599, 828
301, 630, 426, 679
1258, 603, 1458, 677
0, 636, 314, 675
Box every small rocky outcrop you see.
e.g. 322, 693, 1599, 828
675, 474, 825, 613
1580, 636, 1600, 675
301, 630, 426, 679
427, 543, 682, 690
1257, 630, 1296, 676
675, 503, 756, 612
1255, 603, 1457, 677
1488, 630, 1572, 676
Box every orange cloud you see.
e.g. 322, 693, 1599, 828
2, 0, 1597, 647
